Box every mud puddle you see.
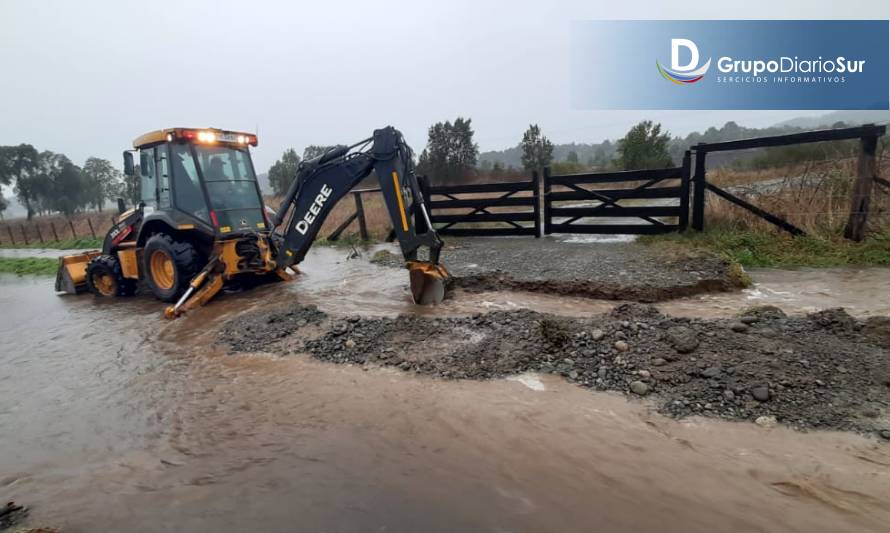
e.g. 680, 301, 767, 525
3, 247, 890, 531
3, 275, 890, 532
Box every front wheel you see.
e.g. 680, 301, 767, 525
86, 255, 137, 297
142, 234, 201, 302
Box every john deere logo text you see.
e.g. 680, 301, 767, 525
657, 38, 711, 85
295, 184, 333, 235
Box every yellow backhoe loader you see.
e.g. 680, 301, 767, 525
56, 126, 448, 317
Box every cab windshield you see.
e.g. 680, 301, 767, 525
194, 145, 260, 211
186, 144, 266, 233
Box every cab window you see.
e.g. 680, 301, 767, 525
139, 147, 157, 207
171, 144, 209, 222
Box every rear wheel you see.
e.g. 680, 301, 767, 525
143, 233, 201, 302
86, 255, 137, 297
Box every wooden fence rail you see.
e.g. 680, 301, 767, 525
326, 188, 379, 242
544, 162, 689, 235
690, 123, 886, 240
424, 174, 540, 237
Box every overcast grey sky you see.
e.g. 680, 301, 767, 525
1, 0, 888, 174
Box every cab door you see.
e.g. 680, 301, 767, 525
139, 144, 172, 209
156, 144, 171, 208
139, 147, 157, 209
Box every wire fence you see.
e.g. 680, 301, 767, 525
0, 212, 116, 246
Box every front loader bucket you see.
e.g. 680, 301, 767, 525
407, 261, 450, 305
55, 251, 101, 294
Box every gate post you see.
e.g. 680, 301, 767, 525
691, 145, 707, 231
679, 151, 691, 231
542, 166, 552, 235
843, 132, 878, 241
354, 191, 369, 241
532, 170, 541, 238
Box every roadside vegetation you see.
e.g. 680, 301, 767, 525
642, 227, 890, 268
0, 257, 58, 276
644, 146, 890, 268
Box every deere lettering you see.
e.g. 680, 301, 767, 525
295, 184, 333, 235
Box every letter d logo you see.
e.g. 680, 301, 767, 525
671, 38, 699, 72
657, 38, 710, 85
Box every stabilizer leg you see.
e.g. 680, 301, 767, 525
164, 261, 225, 319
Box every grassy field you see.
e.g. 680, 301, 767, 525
641, 227, 890, 268
0, 257, 59, 276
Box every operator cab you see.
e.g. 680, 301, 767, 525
123, 127, 266, 236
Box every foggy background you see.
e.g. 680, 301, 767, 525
1, 0, 888, 202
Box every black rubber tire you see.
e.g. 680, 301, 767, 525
86, 254, 137, 297
142, 233, 201, 302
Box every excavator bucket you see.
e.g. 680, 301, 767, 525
55, 251, 101, 294
407, 261, 450, 305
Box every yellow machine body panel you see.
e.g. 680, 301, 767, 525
117, 248, 140, 279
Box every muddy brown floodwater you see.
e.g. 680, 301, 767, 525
2, 247, 890, 532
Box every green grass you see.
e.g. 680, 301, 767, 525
0, 237, 102, 250
0, 257, 59, 276
641, 227, 890, 268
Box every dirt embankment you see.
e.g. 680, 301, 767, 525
219, 303, 890, 438
373, 237, 746, 302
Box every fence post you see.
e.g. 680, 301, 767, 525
543, 166, 552, 235
6, 225, 15, 245
679, 151, 691, 231
532, 170, 541, 238
353, 191, 369, 241
87, 217, 97, 239
843, 132, 878, 241
50, 221, 59, 241
35, 223, 44, 243
691, 146, 707, 231
67, 219, 77, 238
20, 224, 29, 245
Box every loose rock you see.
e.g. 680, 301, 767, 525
665, 326, 699, 354
630, 381, 649, 396
751, 386, 771, 402
755, 415, 778, 428
730, 322, 749, 333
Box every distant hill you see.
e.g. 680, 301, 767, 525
479, 111, 888, 171
775, 110, 890, 130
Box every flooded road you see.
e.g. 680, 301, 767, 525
2, 248, 890, 532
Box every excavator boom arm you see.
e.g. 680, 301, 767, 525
271, 126, 448, 303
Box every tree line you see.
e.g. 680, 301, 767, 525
265, 119, 565, 193
0, 144, 135, 220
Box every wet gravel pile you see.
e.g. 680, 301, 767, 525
218, 304, 326, 353
218, 302, 890, 436
373, 237, 743, 301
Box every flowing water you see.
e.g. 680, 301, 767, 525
2, 247, 890, 532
